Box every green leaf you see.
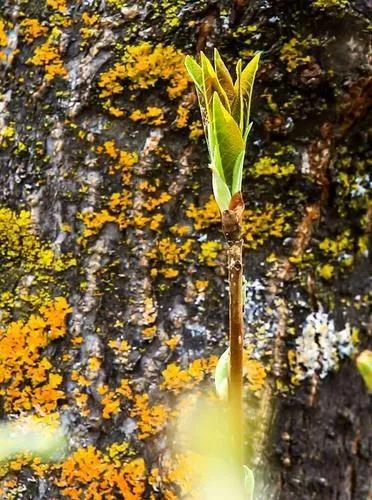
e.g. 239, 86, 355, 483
244, 121, 253, 142
214, 348, 229, 399
184, 55, 203, 90
231, 150, 245, 195
211, 164, 231, 213
243, 465, 255, 500
212, 92, 245, 191
214, 48, 235, 104
232, 59, 244, 130
356, 350, 372, 391
201, 52, 230, 119
240, 52, 261, 128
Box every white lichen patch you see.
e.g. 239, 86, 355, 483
244, 278, 279, 358
295, 309, 354, 380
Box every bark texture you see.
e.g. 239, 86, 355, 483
0, 0, 370, 499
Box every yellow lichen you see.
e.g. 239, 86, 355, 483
318, 230, 351, 257
186, 196, 220, 230
280, 38, 312, 73
312, 0, 349, 8
198, 241, 223, 267
242, 204, 292, 250
188, 120, 204, 140
0, 207, 75, 319
253, 156, 296, 177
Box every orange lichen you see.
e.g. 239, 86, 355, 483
154, 451, 208, 499
165, 335, 181, 350
79, 209, 116, 238
142, 325, 157, 340
20, 19, 48, 43
46, 0, 68, 12
130, 394, 168, 439
147, 238, 193, 266
195, 280, 209, 292
80, 12, 99, 40
161, 356, 218, 394
142, 192, 171, 211
244, 359, 266, 392
97, 384, 121, 420
98, 42, 190, 100
56, 445, 146, 500
174, 102, 190, 128
27, 38, 67, 81
0, 19, 8, 62
170, 224, 191, 236
0, 297, 71, 414
130, 106, 166, 126
188, 120, 204, 140
98, 140, 138, 180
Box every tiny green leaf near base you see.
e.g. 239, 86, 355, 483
243, 465, 255, 500
215, 348, 229, 400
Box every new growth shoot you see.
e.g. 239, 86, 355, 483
185, 49, 260, 495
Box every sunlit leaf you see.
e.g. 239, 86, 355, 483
211, 167, 231, 213
185, 55, 203, 90
232, 59, 243, 130
201, 52, 230, 118
244, 121, 253, 143
215, 348, 229, 399
240, 52, 261, 129
214, 48, 235, 104
243, 465, 255, 500
356, 350, 372, 391
212, 92, 245, 190
231, 150, 245, 195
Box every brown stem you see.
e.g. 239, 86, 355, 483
227, 238, 244, 469
222, 192, 245, 475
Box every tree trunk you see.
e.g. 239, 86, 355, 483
0, 0, 370, 499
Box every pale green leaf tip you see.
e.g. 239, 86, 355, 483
214, 348, 230, 400
356, 350, 372, 391
244, 465, 255, 499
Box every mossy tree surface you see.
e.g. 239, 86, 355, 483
0, 0, 370, 499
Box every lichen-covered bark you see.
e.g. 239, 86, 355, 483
0, 0, 370, 499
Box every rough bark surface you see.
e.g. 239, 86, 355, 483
0, 0, 370, 499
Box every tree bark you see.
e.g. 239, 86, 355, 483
0, 0, 370, 499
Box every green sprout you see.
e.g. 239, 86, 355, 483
185, 49, 260, 212
185, 49, 260, 496
356, 350, 372, 391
